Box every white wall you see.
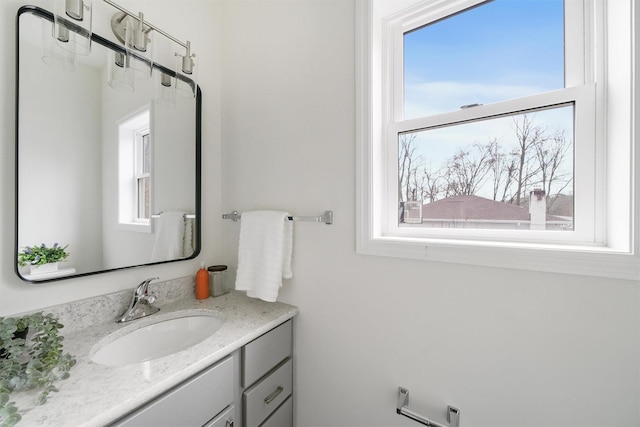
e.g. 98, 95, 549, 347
220, 1, 640, 426
152, 99, 196, 216
18, 40, 103, 273
0, 0, 222, 315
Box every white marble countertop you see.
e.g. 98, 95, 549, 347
16, 290, 298, 426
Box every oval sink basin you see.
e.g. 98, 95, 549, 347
91, 315, 224, 366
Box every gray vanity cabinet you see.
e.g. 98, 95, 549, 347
242, 320, 293, 427
109, 319, 293, 427
111, 354, 236, 426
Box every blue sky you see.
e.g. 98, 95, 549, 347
404, 0, 565, 117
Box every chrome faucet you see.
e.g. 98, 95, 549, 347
117, 277, 160, 323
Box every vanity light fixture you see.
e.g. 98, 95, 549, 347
55, 23, 69, 43
110, 11, 153, 80
41, 0, 197, 99
175, 50, 198, 99
132, 12, 149, 52
65, 0, 86, 20
41, 18, 77, 72
161, 72, 172, 87
155, 71, 177, 108
103, 0, 197, 96
107, 16, 140, 92
107, 48, 135, 92
53, 0, 92, 57
180, 40, 194, 75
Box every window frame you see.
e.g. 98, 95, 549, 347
355, 0, 640, 280
117, 106, 153, 233
386, 87, 596, 244
134, 128, 151, 222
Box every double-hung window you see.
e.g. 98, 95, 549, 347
117, 107, 152, 232
356, 0, 638, 279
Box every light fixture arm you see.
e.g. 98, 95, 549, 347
180, 40, 195, 75
102, 0, 192, 51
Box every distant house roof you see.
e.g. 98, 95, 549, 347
420, 195, 566, 221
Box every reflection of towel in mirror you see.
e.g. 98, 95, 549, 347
235, 211, 293, 302
151, 211, 187, 262
183, 217, 193, 257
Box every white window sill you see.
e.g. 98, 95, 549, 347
357, 236, 640, 280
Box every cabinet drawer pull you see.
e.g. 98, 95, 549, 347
264, 386, 284, 404
225, 418, 234, 427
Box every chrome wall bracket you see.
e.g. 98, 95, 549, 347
110, 11, 152, 49
396, 387, 460, 427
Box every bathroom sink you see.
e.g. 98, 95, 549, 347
91, 314, 224, 366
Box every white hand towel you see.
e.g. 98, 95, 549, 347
235, 211, 293, 302
151, 211, 186, 262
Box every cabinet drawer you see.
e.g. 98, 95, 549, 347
112, 355, 234, 427
204, 404, 236, 427
260, 395, 292, 427
243, 358, 292, 427
243, 320, 292, 387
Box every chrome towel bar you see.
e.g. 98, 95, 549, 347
396, 387, 460, 427
222, 210, 333, 225
151, 213, 196, 219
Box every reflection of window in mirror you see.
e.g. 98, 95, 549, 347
135, 130, 151, 221
118, 106, 152, 233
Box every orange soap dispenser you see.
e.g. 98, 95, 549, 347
195, 262, 209, 300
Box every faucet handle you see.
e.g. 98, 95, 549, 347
117, 278, 160, 323
136, 277, 159, 295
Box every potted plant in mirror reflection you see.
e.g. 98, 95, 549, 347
17, 243, 69, 275
0, 313, 76, 426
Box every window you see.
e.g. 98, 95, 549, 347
390, 0, 594, 241
398, 105, 575, 232
118, 107, 152, 232
135, 130, 151, 221
356, 0, 639, 279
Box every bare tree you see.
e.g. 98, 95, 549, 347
533, 128, 573, 212
399, 133, 450, 204
398, 133, 421, 202
511, 115, 545, 206
486, 138, 517, 202
417, 166, 444, 203
397, 114, 573, 215
442, 142, 494, 197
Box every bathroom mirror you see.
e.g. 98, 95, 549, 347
15, 6, 201, 282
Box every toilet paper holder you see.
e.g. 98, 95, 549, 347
396, 386, 460, 427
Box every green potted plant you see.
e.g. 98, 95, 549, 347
0, 313, 76, 426
17, 244, 69, 275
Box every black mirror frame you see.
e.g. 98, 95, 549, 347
14, 5, 202, 283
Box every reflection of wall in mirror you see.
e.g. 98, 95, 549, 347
153, 96, 196, 227
18, 40, 103, 275
101, 65, 197, 268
